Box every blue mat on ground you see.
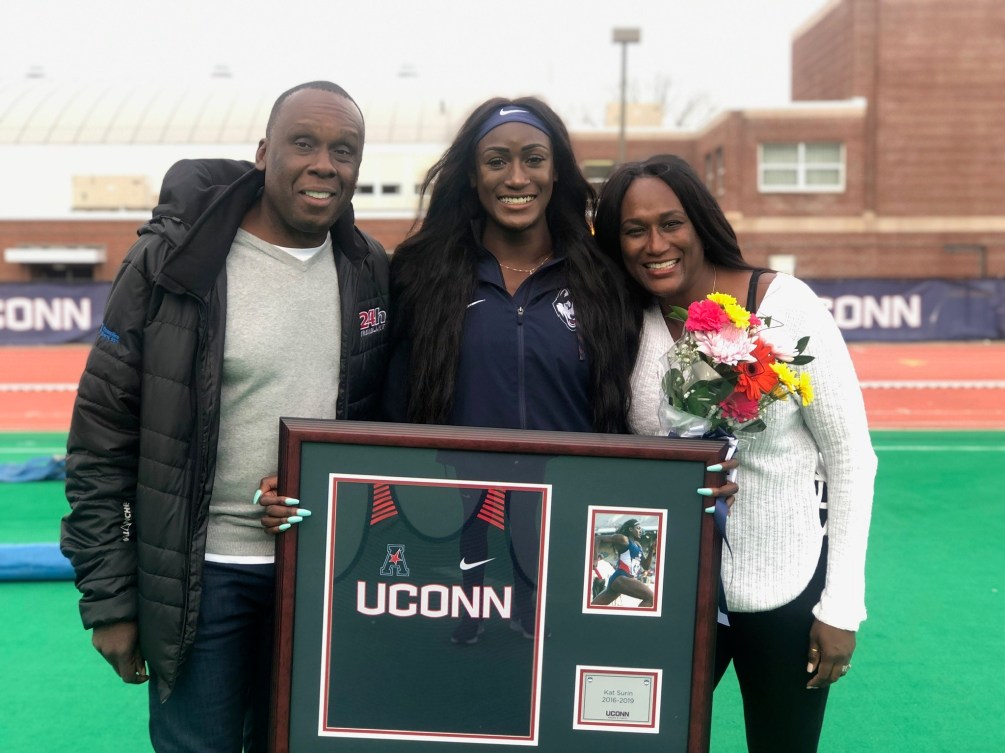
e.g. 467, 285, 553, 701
0, 543, 74, 581
0, 455, 66, 482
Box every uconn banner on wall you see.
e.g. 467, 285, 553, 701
0, 283, 111, 345
804, 279, 1005, 342
2, 280, 1003, 345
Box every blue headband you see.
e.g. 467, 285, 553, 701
474, 106, 553, 144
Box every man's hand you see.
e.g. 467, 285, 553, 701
92, 621, 148, 684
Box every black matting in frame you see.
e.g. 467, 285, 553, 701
270, 419, 727, 753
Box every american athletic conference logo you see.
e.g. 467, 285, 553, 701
379, 545, 410, 576
359, 306, 387, 336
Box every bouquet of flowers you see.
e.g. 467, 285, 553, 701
659, 292, 814, 438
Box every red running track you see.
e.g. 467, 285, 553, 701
849, 342, 1005, 430
2, 343, 1004, 432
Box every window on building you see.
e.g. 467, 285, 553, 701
703, 149, 725, 196
4, 246, 104, 281
758, 142, 844, 192
380, 184, 401, 195
357, 184, 375, 195
29, 264, 95, 281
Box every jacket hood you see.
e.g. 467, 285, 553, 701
152, 158, 256, 228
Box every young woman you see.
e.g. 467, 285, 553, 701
594, 154, 877, 753
378, 98, 638, 643
384, 97, 636, 433
591, 518, 656, 608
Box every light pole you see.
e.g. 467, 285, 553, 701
612, 27, 640, 165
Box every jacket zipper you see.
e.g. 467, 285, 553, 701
336, 252, 361, 419
177, 292, 211, 683
515, 278, 537, 430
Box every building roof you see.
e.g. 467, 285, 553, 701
0, 77, 468, 145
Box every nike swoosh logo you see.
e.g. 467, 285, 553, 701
499, 107, 527, 116
459, 557, 495, 571
467, 299, 486, 308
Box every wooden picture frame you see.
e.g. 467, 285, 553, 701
270, 419, 727, 753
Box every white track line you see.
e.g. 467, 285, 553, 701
860, 380, 1005, 389
0, 383, 78, 392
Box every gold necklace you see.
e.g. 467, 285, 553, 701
497, 253, 553, 275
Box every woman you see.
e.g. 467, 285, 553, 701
379, 98, 636, 643
385, 96, 634, 433
594, 154, 877, 752
591, 518, 656, 608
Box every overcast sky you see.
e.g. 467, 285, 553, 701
5, 0, 834, 126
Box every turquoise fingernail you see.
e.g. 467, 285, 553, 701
295, 509, 312, 517
704, 506, 715, 514
278, 523, 291, 532
706, 463, 723, 472
697, 487, 714, 497
288, 516, 303, 524
252, 489, 262, 505
283, 497, 301, 506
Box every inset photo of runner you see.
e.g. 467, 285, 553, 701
583, 508, 667, 616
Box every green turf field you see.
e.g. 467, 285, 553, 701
3, 430, 1003, 752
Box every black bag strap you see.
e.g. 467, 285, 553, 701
746, 269, 768, 311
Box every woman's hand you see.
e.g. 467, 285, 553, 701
805, 618, 856, 689
699, 457, 739, 513
253, 474, 311, 534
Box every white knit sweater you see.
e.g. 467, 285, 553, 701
628, 274, 877, 630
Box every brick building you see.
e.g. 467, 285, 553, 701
572, 0, 1005, 280
2, 0, 1003, 283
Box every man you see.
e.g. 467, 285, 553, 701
60, 81, 390, 752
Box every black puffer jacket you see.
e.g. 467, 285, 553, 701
61, 159, 391, 699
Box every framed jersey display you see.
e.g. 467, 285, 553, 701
270, 419, 729, 753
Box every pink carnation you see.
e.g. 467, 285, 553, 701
719, 390, 761, 422
684, 300, 730, 333
693, 325, 756, 366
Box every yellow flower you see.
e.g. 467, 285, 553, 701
723, 302, 751, 329
708, 292, 737, 307
771, 362, 797, 391
797, 371, 814, 406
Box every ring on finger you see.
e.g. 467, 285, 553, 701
840, 663, 851, 675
